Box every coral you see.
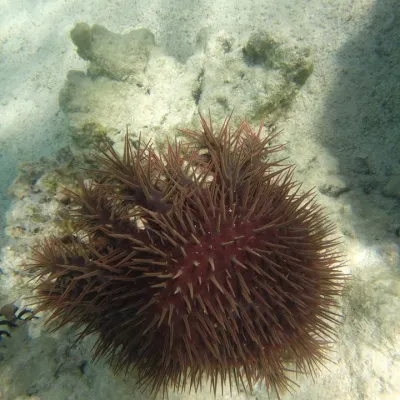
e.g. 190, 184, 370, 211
29, 115, 346, 398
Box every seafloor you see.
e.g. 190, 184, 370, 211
0, 0, 399, 399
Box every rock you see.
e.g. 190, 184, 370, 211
352, 156, 371, 174
382, 175, 400, 199
8, 158, 57, 199
359, 177, 378, 194
25, 384, 39, 396
78, 360, 89, 375
60, 24, 313, 136
319, 176, 351, 198
199, 30, 313, 123
53, 191, 71, 205
243, 31, 313, 86
70, 23, 155, 81
70, 22, 92, 60
56, 146, 74, 164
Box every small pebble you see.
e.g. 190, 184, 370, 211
79, 360, 89, 374
54, 191, 71, 205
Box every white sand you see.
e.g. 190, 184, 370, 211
1, 0, 400, 399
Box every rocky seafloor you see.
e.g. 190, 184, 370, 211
1, 2, 400, 398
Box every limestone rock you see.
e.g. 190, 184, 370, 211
60, 25, 313, 145
70, 23, 155, 81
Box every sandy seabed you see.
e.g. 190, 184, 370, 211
1, 0, 400, 399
